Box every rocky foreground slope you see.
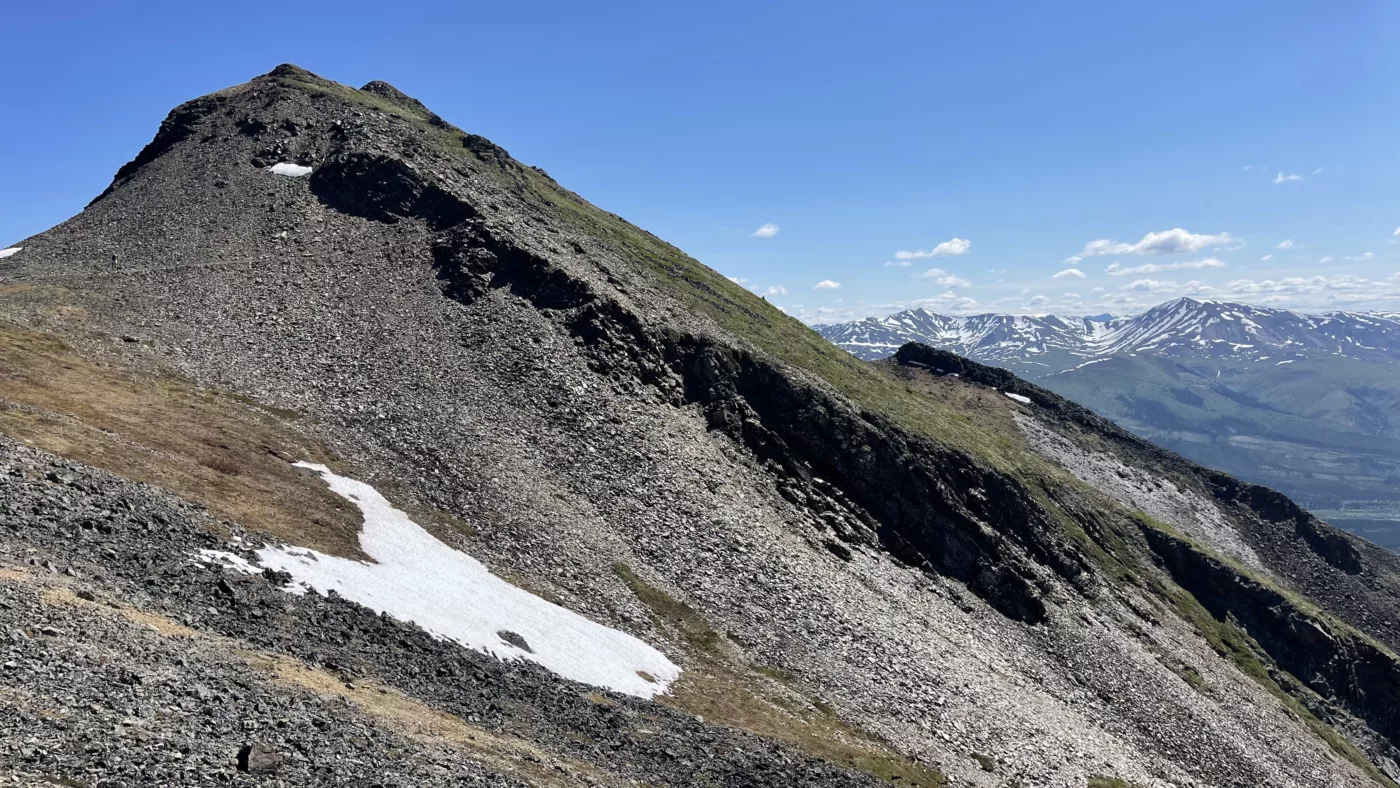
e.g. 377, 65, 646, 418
3, 65, 1400, 787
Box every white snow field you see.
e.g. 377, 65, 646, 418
269, 162, 313, 177
0, 247, 21, 259
1003, 392, 1032, 404
248, 463, 681, 698
195, 549, 262, 574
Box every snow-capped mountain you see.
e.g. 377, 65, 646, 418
817, 297, 1400, 373
820, 297, 1400, 551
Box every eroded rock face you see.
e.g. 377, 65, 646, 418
310, 152, 474, 229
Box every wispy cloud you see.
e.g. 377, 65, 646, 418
1217, 273, 1400, 307
1343, 252, 1374, 261
1119, 278, 1184, 293
751, 223, 780, 238
895, 237, 971, 259
1081, 228, 1233, 257
726, 276, 748, 284
1052, 268, 1086, 279
1105, 258, 1226, 276
1277, 239, 1295, 249
1273, 172, 1303, 184
883, 260, 911, 267
764, 285, 788, 296
911, 293, 980, 313
814, 280, 841, 290
1312, 167, 1325, 175
1260, 254, 1273, 262
917, 268, 971, 287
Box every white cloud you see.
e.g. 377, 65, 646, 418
1393, 227, 1400, 237
1081, 228, 1233, 257
1344, 252, 1374, 261
1028, 295, 1050, 307
1221, 274, 1390, 304
1260, 254, 1273, 262
1312, 168, 1325, 175
917, 268, 970, 287
883, 260, 911, 267
1277, 239, 1294, 249
1052, 268, 1087, 279
751, 223, 780, 238
727, 276, 748, 284
814, 280, 841, 290
1064, 255, 1083, 265
895, 237, 971, 260
1091, 287, 1105, 293
1319, 256, 1334, 264
911, 293, 980, 313
1273, 172, 1303, 184
764, 285, 788, 296
1105, 258, 1226, 276
1119, 278, 1181, 293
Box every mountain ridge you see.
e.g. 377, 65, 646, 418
819, 299, 1400, 546
3, 65, 1400, 786
818, 297, 1400, 367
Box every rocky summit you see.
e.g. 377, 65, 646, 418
2, 64, 1400, 787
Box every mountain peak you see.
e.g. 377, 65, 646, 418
1159, 295, 1205, 311
261, 63, 338, 88
819, 297, 1400, 364
359, 79, 438, 118
266, 62, 315, 79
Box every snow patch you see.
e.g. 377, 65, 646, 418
0, 247, 20, 259
1004, 392, 1032, 405
194, 549, 263, 574
269, 163, 313, 177
249, 463, 681, 698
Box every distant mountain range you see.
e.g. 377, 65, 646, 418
818, 298, 1400, 547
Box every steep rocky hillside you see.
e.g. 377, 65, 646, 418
3, 65, 1400, 787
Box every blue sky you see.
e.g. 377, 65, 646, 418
3, 1, 1398, 323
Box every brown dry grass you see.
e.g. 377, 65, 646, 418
0, 322, 365, 558
243, 653, 615, 786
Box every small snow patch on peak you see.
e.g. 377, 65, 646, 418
1004, 392, 1032, 405
269, 163, 312, 177
0, 247, 21, 259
